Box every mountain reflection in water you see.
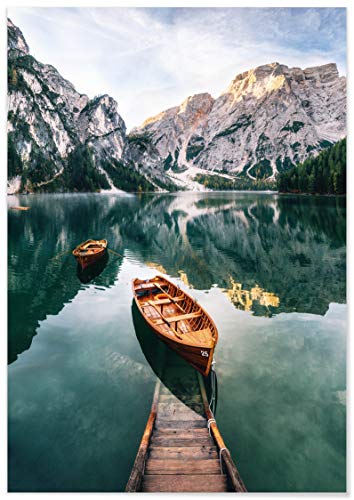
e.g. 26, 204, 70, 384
224, 278, 280, 317
8, 192, 345, 363
8, 192, 346, 493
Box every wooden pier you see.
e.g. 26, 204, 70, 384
126, 367, 247, 493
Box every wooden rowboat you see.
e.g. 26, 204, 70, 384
72, 239, 107, 270
132, 275, 218, 376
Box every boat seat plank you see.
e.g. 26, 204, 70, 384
154, 284, 187, 309
153, 318, 165, 326
171, 296, 185, 302
142, 474, 228, 492
149, 313, 184, 340
149, 298, 171, 306
148, 296, 184, 306
183, 329, 214, 347
165, 311, 202, 323
136, 282, 164, 290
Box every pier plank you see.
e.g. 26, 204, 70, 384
142, 474, 229, 492
149, 446, 218, 459
145, 459, 221, 475
157, 407, 205, 420
150, 436, 214, 447
154, 428, 210, 437
126, 372, 246, 493
155, 418, 206, 429
159, 394, 202, 403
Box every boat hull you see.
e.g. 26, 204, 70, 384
74, 248, 106, 270
152, 328, 214, 376
77, 250, 109, 282
132, 276, 218, 377
72, 239, 108, 270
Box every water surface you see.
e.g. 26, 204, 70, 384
8, 192, 346, 492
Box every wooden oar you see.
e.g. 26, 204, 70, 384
108, 248, 124, 258
51, 246, 123, 261
147, 301, 184, 340
155, 283, 185, 312
50, 249, 72, 260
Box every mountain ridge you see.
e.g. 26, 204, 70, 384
7, 19, 346, 193
7, 18, 173, 194
132, 61, 346, 186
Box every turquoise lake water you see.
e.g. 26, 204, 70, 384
8, 192, 346, 492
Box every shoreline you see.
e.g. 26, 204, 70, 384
278, 192, 346, 197
7, 190, 347, 198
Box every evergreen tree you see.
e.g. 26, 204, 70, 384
308, 172, 316, 194
8, 134, 22, 177
277, 139, 346, 195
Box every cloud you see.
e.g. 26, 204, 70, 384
8, 7, 346, 130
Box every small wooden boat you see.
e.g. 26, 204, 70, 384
132, 275, 218, 376
72, 239, 107, 270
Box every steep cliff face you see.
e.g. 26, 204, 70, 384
7, 18, 29, 57
133, 93, 214, 170
130, 93, 215, 189
7, 18, 346, 192
7, 19, 172, 194
133, 62, 346, 184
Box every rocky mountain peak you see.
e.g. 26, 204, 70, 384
225, 62, 290, 98
139, 105, 179, 129
133, 60, 346, 185
7, 17, 346, 193
303, 62, 339, 82
8, 18, 29, 58
7, 18, 174, 194
229, 62, 281, 84
179, 93, 214, 114
80, 94, 126, 139
225, 62, 341, 100
139, 92, 214, 131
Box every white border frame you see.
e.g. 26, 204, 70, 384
1, 1, 352, 498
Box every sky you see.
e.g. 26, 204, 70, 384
8, 7, 347, 130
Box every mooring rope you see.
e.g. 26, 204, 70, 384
207, 418, 216, 436
209, 362, 216, 414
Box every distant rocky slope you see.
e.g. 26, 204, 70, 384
7, 18, 346, 193
7, 18, 173, 194
132, 62, 346, 187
